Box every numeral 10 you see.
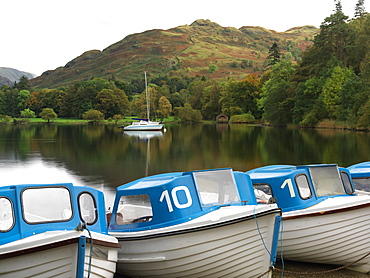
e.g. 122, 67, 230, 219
159, 186, 193, 212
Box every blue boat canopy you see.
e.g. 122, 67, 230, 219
0, 183, 109, 246
247, 164, 355, 212
108, 168, 260, 232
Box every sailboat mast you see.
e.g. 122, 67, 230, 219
145, 71, 150, 120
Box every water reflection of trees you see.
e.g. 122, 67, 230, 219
0, 124, 370, 190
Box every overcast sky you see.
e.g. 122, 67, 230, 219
1, 0, 365, 76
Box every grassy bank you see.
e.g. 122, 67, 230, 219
6, 116, 181, 125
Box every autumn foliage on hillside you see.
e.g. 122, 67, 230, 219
29, 19, 317, 89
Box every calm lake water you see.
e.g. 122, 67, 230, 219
1, 123, 370, 208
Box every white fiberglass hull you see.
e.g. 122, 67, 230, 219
280, 195, 370, 273
123, 121, 163, 131
0, 230, 120, 278
110, 205, 281, 278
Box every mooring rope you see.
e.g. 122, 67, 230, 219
273, 250, 370, 275
253, 205, 272, 257
255, 250, 370, 278
86, 227, 93, 278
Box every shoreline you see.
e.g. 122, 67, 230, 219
271, 260, 370, 277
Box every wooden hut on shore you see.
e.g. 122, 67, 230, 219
216, 114, 228, 123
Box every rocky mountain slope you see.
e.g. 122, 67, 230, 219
0, 67, 36, 87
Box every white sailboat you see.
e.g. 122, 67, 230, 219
123, 72, 164, 131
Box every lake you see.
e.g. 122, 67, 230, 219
1, 123, 370, 208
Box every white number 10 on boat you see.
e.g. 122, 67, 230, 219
159, 186, 193, 212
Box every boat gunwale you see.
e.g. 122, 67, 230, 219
111, 207, 281, 241
0, 235, 122, 259
283, 200, 370, 220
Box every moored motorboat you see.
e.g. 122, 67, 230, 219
247, 164, 370, 273
108, 168, 282, 278
0, 183, 121, 278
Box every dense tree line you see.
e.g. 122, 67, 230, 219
1, 1, 370, 127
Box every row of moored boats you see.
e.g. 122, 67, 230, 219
2, 161, 370, 277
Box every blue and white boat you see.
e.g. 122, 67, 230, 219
348, 161, 370, 194
0, 183, 121, 278
247, 164, 370, 273
108, 168, 282, 278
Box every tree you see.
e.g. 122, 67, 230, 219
39, 108, 57, 123
201, 83, 222, 120
208, 64, 217, 73
169, 92, 184, 108
68, 78, 111, 118
82, 109, 104, 124
157, 96, 172, 119
113, 114, 123, 124
4, 88, 19, 117
338, 69, 366, 123
175, 103, 202, 123
335, 0, 343, 12
292, 76, 325, 125
314, 9, 354, 67
14, 75, 32, 91
219, 74, 261, 118
20, 108, 36, 118
354, 0, 366, 18
265, 43, 281, 68
187, 80, 213, 110
17, 90, 30, 109
320, 66, 349, 119
95, 88, 130, 118
260, 60, 295, 125
0, 90, 6, 115
357, 98, 370, 128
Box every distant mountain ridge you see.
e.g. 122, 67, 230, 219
30, 19, 318, 88
0, 67, 36, 87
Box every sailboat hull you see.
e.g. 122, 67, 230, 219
123, 121, 163, 131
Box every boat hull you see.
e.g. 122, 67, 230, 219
0, 230, 119, 278
279, 196, 370, 273
111, 205, 280, 278
123, 124, 163, 131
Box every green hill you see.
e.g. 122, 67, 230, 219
30, 19, 318, 88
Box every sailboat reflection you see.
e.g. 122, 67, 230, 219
123, 131, 164, 176
123, 131, 164, 140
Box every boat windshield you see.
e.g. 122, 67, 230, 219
116, 194, 153, 225
22, 187, 73, 223
193, 169, 240, 206
309, 166, 346, 197
0, 197, 14, 232
352, 177, 370, 193
78, 192, 98, 225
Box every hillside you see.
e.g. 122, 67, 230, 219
0, 67, 36, 86
30, 19, 318, 88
